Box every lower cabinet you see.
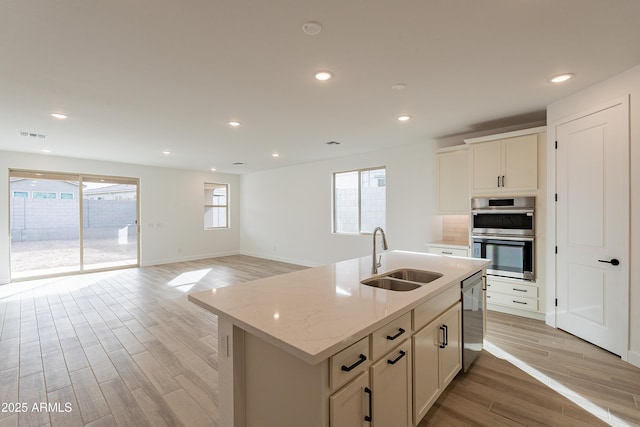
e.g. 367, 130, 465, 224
371, 342, 412, 426
330, 341, 412, 427
330, 372, 371, 427
412, 302, 461, 424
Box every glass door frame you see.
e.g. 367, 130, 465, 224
9, 169, 140, 280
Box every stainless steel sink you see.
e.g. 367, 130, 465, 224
386, 269, 443, 284
360, 268, 443, 291
360, 277, 422, 291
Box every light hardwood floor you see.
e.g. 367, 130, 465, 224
0, 255, 638, 427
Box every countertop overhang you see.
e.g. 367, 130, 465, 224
188, 250, 490, 365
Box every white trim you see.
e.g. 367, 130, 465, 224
436, 144, 468, 154
464, 126, 547, 144
628, 350, 640, 368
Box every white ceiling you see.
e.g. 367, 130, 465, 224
1, 0, 639, 174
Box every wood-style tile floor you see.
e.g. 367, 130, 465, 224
1, 255, 639, 426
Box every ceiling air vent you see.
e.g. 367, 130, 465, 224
232, 162, 245, 166
325, 141, 340, 145
19, 131, 47, 140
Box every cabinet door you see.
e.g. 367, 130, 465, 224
437, 149, 469, 214
470, 140, 502, 193
370, 342, 411, 427
502, 134, 537, 192
412, 319, 440, 423
439, 303, 462, 387
330, 372, 371, 427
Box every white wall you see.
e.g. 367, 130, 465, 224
239, 142, 442, 267
546, 64, 640, 367
0, 151, 240, 284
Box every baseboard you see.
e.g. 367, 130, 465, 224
141, 250, 240, 267
628, 350, 640, 368
238, 250, 319, 268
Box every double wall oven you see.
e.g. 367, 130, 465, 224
471, 196, 535, 281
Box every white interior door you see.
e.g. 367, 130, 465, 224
556, 98, 629, 357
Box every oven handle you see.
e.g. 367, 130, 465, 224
472, 210, 534, 215
472, 235, 534, 242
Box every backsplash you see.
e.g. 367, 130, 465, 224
442, 215, 469, 243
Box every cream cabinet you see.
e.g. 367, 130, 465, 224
370, 341, 412, 426
486, 275, 539, 313
412, 302, 461, 423
330, 372, 371, 427
427, 244, 469, 257
436, 147, 469, 214
468, 133, 538, 194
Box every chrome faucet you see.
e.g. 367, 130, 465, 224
371, 227, 388, 274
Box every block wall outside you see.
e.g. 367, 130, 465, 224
10, 198, 137, 242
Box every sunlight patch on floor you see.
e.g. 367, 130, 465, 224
483, 339, 629, 426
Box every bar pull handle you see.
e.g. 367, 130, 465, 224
598, 258, 620, 266
443, 324, 448, 347
439, 325, 446, 348
497, 176, 500, 188
341, 354, 366, 372
386, 328, 405, 341
387, 350, 406, 365
364, 387, 372, 422
512, 288, 528, 293
501, 175, 505, 187
512, 300, 528, 305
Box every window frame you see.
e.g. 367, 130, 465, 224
204, 182, 229, 230
332, 166, 386, 235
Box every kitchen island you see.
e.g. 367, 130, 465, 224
189, 250, 489, 427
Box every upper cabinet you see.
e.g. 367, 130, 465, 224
466, 127, 544, 195
436, 146, 469, 214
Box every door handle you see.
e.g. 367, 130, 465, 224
598, 258, 620, 266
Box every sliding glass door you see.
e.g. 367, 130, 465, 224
82, 176, 139, 270
9, 170, 139, 279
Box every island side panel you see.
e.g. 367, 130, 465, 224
244, 331, 330, 427
218, 317, 246, 427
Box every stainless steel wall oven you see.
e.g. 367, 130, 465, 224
471, 197, 535, 281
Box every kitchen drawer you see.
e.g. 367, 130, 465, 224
371, 311, 411, 360
486, 281, 538, 298
486, 292, 538, 311
330, 336, 370, 391
427, 246, 469, 257
413, 285, 460, 331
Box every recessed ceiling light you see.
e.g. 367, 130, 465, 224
51, 113, 68, 119
302, 21, 322, 35
397, 115, 412, 121
272, 153, 280, 158
210, 167, 217, 171
391, 83, 406, 91
228, 121, 240, 127
550, 73, 574, 83
41, 149, 51, 153
162, 150, 171, 155
314, 71, 333, 81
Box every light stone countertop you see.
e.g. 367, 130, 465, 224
189, 250, 489, 365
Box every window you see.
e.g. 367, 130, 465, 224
60, 192, 74, 200
33, 191, 57, 199
333, 167, 386, 234
12, 191, 28, 198
204, 183, 229, 229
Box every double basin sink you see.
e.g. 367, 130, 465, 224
361, 268, 443, 291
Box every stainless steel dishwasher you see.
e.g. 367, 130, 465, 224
461, 271, 484, 371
